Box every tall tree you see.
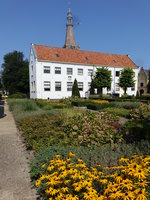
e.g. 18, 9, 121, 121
93, 67, 112, 96
72, 79, 80, 98
118, 67, 135, 94
1, 51, 29, 95
89, 76, 95, 95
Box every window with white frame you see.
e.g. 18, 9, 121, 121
67, 82, 72, 91
67, 68, 73, 75
55, 67, 61, 74
55, 82, 61, 91
116, 71, 120, 77
88, 69, 93, 76
78, 68, 83, 75
44, 81, 50, 91
78, 82, 83, 91
44, 66, 50, 73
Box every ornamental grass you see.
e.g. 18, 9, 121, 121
35, 153, 150, 200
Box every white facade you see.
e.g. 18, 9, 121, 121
29, 45, 139, 100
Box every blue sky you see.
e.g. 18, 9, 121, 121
0, 0, 150, 70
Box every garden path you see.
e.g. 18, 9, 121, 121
0, 102, 37, 200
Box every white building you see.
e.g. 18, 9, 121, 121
29, 9, 139, 100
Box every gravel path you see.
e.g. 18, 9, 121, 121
0, 102, 37, 200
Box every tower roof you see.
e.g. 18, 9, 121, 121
64, 8, 79, 49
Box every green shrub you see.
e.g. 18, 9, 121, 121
122, 119, 150, 143
87, 102, 115, 110
8, 99, 38, 112
72, 79, 80, 98
129, 103, 150, 120
8, 92, 28, 99
35, 99, 67, 109
71, 100, 91, 107
102, 107, 130, 117
34, 99, 46, 108
18, 113, 65, 151
139, 94, 150, 100
110, 101, 140, 109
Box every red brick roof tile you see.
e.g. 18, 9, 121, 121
33, 44, 137, 68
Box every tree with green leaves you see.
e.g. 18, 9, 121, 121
93, 67, 112, 96
72, 79, 80, 98
1, 51, 29, 95
89, 77, 95, 95
118, 67, 135, 94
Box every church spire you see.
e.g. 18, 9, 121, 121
64, 8, 79, 49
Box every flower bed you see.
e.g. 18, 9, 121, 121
35, 152, 150, 200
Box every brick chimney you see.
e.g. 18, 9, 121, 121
64, 8, 79, 49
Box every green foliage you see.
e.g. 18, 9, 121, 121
8, 92, 28, 99
93, 67, 112, 96
129, 103, 150, 120
89, 78, 95, 95
30, 140, 150, 181
35, 99, 67, 109
2, 51, 29, 95
136, 90, 140, 97
111, 101, 140, 110
123, 120, 150, 143
8, 99, 38, 112
72, 79, 80, 98
102, 107, 130, 117
18, 113, 65, 151
118, 68, 135, 94
139, 94, 150, 100
71, 99, 91, 107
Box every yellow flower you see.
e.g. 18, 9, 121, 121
35, 179, 41, 187
41, 163, 46, 168
61, 186, 68, 193
47, 165, 54, 172
69, 152, 76, 157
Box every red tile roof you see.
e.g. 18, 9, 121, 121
33, 44, 137, 68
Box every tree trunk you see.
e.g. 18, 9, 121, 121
99, 87, 103, 97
